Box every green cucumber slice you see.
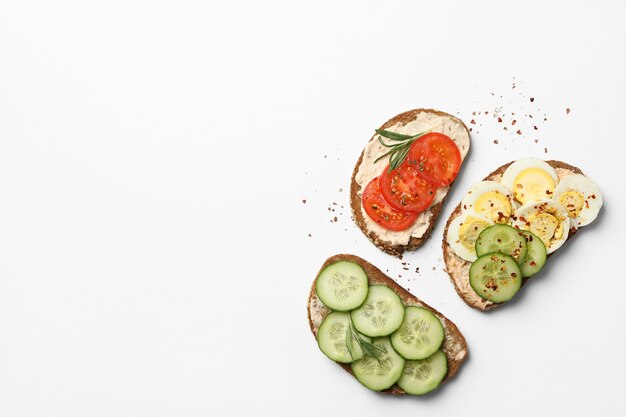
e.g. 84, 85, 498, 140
351, 285, 404, 337
317, 312, 366, 363
397, 350, 448, 395
390, 306, 444, 360
519, 230, 547, 277
351, 337, 405, 391
316, 261, 369, 311
475, 224, 527, 262
470, 252, 522, 303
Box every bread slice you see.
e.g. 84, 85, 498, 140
307, 254, 468, 395
442, 160, 584, 311
350, 109, 471, 257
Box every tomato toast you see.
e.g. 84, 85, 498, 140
350, 109, 470, 256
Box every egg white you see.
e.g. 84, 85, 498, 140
553, 174, 602, 228
446, 212, 494, 262
512, 199, 570, 254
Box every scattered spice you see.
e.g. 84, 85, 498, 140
516, 130, 522, 135
493, 139, 499, 144
470, 119, 476, 124
511, 120, 517, 126
566, 108, 571, 115
544, 147, 548, 153
302, 199, 307, 204
530, 97, 535, 102
338, 188, 343, 193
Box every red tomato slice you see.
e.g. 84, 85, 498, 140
407, 132, 461, 186
379, 163, 436, 213
362, 177, 418, 232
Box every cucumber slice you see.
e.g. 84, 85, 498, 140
475, 224, 527, 262
351, 285, 404, 337
316, 261, 369, 311
390, 306, 444, 360
469, 252, 522, 303
397, 350, 448, 395
351, 337, 405, 391
317, 312, 366, 363
519, 230, 547, 277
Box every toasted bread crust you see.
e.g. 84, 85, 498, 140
350, 109, 470, 257
307, 254, 468, 395
442, 160, 584, 311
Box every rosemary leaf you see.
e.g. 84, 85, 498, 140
375, 129, 414, 141
373, 130, 431, 173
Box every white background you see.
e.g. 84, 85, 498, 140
1, 1, 625, 416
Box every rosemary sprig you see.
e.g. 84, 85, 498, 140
347, 322, 387, 363
373, 129, 430, 172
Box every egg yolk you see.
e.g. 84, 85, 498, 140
459, 217, 492, 251
526, 211, 564, 248
559, 190, 585, 218
513, 168, 555, 204
474, 191, 512, 223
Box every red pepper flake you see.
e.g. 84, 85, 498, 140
530, 97, 535, 102
493, 139, 499, 144
497, 117, 503, 123
485, 111, 489, 115
516, 130, 522, 135
566, 108, 571, 115
512, 120, 517, 126
470, 119, 476, 124
333, 216, 338, 222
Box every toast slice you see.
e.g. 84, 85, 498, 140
307, 254, 468, 395
442, 160, 584, 311
350, 109, 471, 257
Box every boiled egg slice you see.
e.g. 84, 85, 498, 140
446, 212, 494, 262
461, 181, 517, 223
501, 158, 558, 205
553, 174, 602, 228
512, 199, 570, 254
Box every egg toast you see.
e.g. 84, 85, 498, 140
307, 254, 468, 394
350, 109, 471, 257
442, 160, 602, 310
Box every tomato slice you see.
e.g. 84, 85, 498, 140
362, 177, 418, 231
407, 132, 461, 186
379, 163, 436, 213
